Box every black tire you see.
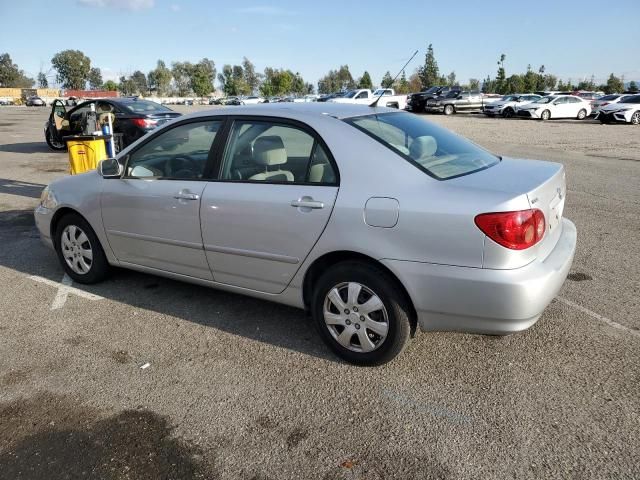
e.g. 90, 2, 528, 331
443, 104, 455, 115
311, 261, 412, 366
54, 213, 110, 284
502, 107, 514, 118
540, 109, 551, 121
45, 126, 66, 151
577, 109, 587, 120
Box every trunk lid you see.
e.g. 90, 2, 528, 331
447, 157, 566, 266
147, 112, 182, 127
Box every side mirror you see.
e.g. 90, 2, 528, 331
99, 158, 123, 178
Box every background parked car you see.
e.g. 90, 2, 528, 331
483, 94, 542, 118
595, 94, 640, 124
26, 96, 46, 107
425, 90, 483, 115
406, 86, 461, 113
44, 97, 181, 151
328, 88, 407, 109
516, 95, 591, 120
317, 92, 345, 102
240, 96, 265, 105
590, 94, 631, 115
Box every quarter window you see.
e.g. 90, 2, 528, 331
125, 120, 222, 179
221, 121, 337, 184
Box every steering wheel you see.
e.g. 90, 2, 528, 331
165, 155, 198, 178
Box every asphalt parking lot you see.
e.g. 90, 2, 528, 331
1, 106, 639, 479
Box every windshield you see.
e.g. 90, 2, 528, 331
342, 91, 357, 98
344, 112, 499, 180
534, 97, 555, 104
121, 99, 173, 114
599, 95, 620, 101
620, 95, 640, 104
423, 87, 440, 93
502, 95, 519, 101
444, 91, 459, 98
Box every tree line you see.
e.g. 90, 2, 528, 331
1, 49, 637, 97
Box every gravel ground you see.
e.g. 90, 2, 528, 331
0, 106, 639, 480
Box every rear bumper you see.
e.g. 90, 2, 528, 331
382, 218, 577, 334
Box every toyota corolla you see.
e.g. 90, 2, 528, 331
35, 103, 576, 365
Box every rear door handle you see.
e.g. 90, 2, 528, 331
291, 197, 324, 209
174, 191, 200, 201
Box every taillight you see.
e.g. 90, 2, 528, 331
131, 118, 158, 128
475, 209, 545, 250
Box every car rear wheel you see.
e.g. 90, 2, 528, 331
502, 107, 514, 118
54, 213, 110, 284
631, 111, 640, 125
45, 126, 66, 151
443, 104, 455, 115
540, 109, 551, 121
311, 261, 411, 366
577, 109, 587, 120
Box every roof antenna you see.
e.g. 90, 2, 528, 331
370, 49, 419, 108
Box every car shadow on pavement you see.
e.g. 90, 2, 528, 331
0, 178, 46, 199
0, 208, 338, 363
0, 141, 53, 154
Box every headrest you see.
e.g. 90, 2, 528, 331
409, 135, 437, 158
253, 136, 287, 166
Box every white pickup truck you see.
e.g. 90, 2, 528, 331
328, 88, 408, 109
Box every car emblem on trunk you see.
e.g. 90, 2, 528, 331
557, 187, 563, 199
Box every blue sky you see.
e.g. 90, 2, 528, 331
2, 0, 639, 88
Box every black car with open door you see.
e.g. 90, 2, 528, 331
44, 97, 182, 152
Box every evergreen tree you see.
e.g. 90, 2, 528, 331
358, 71, 373, 90
418, 44, 440, 88
381, 71, 394, 88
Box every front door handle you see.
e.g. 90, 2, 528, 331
291, 196, 324, 210
174, 191, 200, 201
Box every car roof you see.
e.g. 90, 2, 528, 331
179, 102, 398, 121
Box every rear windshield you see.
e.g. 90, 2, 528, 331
121, 99, 172, 114
344, 112, 499, 180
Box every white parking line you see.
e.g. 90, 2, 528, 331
29, 274, 103, 310
557, 296, 640, 339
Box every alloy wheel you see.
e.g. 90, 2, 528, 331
632, 112, 640, 125
323, 282, 389, 353
60, 225, 93, 275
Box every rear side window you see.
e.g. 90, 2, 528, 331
220, 120, 337, 184
345, 112, 499, 180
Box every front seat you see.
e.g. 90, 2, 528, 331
409, 135, 437, 160
249, 136, 294, 182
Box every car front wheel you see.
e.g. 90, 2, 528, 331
540, 109, 551, 120
631, 111, 640, 125
311, 261, 411, 366
54, 213, 110, 284
502, 107, 515, 118
443, 104, 455, 115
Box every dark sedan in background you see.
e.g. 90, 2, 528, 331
45, 97, 181, 152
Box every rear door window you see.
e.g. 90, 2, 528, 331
220, 120, 337, 184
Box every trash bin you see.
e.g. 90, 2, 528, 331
63, 135, 110, 174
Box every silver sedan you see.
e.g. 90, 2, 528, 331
34, 103, 576, 365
